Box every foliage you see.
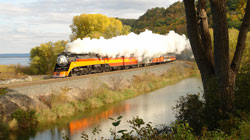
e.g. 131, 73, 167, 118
205, 0, 247, 29
173, 94, 204, 134
11, 109, 38, 130
167, 122, 197, 140
29, 40, 67, 75
120, 1, 247, 35
0, 88, 8, 96
234, 63, 250, 111
70, 14, 130, 40
226, 0, 247, 29
76, 116, 161, 140
109, 116, 123, 139
124, 2, 187, 35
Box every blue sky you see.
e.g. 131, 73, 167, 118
0, 0, 179, 53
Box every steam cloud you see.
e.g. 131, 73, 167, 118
65, 30, 190, 59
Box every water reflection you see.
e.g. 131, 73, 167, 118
69, 104, 132, 135
31, 78, 202, 140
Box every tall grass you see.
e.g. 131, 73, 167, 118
0, 64, 31, 79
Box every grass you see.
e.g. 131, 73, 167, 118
35, 61, 199, 125
0, 64, 28, 80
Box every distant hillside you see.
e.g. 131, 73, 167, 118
119, 0, 244, 35
120, 2, 186, 35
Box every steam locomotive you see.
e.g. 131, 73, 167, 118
53, 52, 176, 78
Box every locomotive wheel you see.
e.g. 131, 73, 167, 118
104, 64, 110, 72
80, 68, 88, 75
117, 66, 121, 70
71, 72, 77, 76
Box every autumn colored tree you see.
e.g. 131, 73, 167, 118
70, 14, 130, 40
183, 0, 250, 116
30, 40, 67, 74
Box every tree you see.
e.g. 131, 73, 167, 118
30, 40, 67, 74
70, 14, 130, 41
183, 0, 250, 116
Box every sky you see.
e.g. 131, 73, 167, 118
0, 0, 179, 54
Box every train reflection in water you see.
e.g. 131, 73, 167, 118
68, 104, 131, 135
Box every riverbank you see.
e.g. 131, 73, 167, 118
37, 61, 198, 124
0, 61, 199, 139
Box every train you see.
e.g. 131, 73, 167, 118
53, 52, 176, 78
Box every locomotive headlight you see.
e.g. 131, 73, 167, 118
57, 55, 68, 66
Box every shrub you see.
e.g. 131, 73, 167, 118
167, 122, 197, 140
234, 64, 250, 111
11, 109, 38, 130
174, 94, 204, 134
29, 40, 66, 75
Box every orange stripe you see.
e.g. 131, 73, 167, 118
76, 58, 100, 62
109, 62, 124, 66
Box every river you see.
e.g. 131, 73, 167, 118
29, 78, 202, 140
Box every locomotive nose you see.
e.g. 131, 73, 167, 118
57, 55, 68, 66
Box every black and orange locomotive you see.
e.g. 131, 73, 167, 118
53, 52, 176, 78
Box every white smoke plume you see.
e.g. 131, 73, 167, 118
65, 30, 190, 59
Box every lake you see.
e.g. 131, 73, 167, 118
0, 54, 30, 65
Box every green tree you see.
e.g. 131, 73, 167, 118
70, 14, 130, 40
30, 40, 67, 74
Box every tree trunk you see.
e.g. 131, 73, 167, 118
209, 0, 232, 113
184, 0, 250, 116
183, 0, 215, 95
231, 0, 250, 73
197, 0, 214, 66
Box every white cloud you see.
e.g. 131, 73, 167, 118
0, 3, 30, 16
0, 0, 179, 53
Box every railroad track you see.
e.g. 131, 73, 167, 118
0, 61, 177, 89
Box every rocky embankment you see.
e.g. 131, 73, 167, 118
0, 76, 33, 85
0, 61, 196, 119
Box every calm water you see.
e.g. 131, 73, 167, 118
0, 54, 30, 65
29, 78, 202, 140
0, 57, 30, 65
